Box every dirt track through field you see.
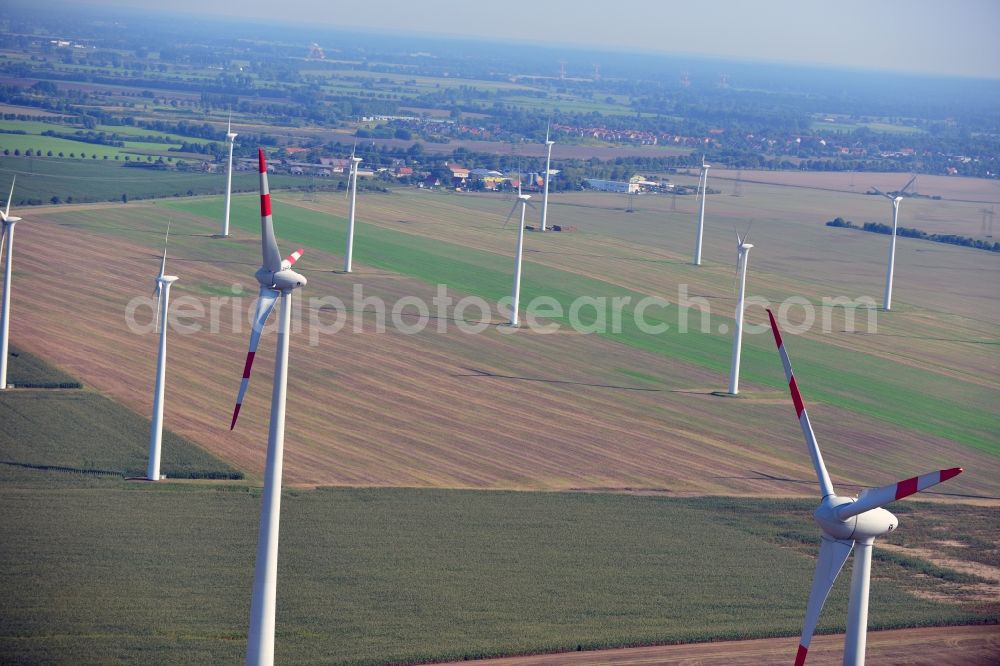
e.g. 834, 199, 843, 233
434, 625, 1000, 666
10, 201, 999, 498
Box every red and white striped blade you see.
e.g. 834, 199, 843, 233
258, 149, 283, 273
836, 467, 963, 520
280, 248, 304, 270
230, 286, 280, 429
766, 309, 835, 498
795, 536, 854, 666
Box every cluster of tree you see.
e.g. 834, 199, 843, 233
40, 129, 124, 147
826, 218, 1000, 252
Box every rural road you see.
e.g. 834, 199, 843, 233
435, 625, 999, 665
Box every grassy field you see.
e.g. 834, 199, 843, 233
4, 345, 80, 388
810, 120, 925, 135
0, 350, 241, 479
0, 157, 333, 205
0, 117, 211, 162
0, 465, 994, 664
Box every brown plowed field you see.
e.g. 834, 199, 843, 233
10, 196, 999, 497
707, 169, 1000, 204
434, 625, 1000, 666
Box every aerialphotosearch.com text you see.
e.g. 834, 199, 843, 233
126, 283, 878, 344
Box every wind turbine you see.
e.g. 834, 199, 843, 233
503, 172, 534, 327
872, 187, 903, 311
727, 228, 753, 395
344, 145, 362, 273
146, 222, 177, 481
222, 113, 238, 237
540, 123, 555, 232
765, 308, 963, 666
0, 177, 22, 390
693, 157, 710, 265
231, 148, 307, 666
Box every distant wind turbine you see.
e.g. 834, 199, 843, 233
693, 157, 710, 265
504, 171, 534, 327
222, 113, 238, 237
540, 123, 555, 232
727, 228, 753, 395
872, 186, 903, 311
0, 177, 22, 390
146, 222, 177, 481
231, 149, 307, 666
344, 145, 362, 273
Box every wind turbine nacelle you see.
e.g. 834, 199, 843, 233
255, 267, 307, 291
814, 496, 898, 540
227, 133, 238, 142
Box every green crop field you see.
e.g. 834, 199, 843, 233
0, 351, 240, 480
0, 119, 216, 162
4, 345, 81, 388
0, 157, 336, 205
0, 465, 993, 664
163, 195, 998, 455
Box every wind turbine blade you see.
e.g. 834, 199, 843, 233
836, 468, 963, 520
158, 220, 171, 280
4, 175, 14, 220
257, 149, 283, 273
733, 231, 741, 295
545, 121, 550, 143
901, 174, 916, 194
227, 110, 232, 135
230, 286, 280, 429
281, 248, 304, 270
766, 309, 836, 498
795, 536, 855, 666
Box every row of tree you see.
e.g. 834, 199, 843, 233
826, 217, 999, 252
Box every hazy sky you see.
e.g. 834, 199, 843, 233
80, 0, 999, 79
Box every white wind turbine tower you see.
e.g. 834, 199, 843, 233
693, 157, 710, 265
0, 177, 22, 390
146, 222, 177, 481
727, 229, 753, 395
222, 113, 238, 237
540, 123, 555, 232
503, 172, 534, 327
344, 145, 362, 273
871, 179, 912, 311
230, 148, 307, 666
766, 308, 963, 666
